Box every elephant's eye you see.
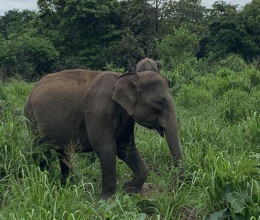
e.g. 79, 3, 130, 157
157, 99, 165, 106
153, 98, 166, 111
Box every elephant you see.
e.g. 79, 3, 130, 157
136, 57, 162, 73
155, 60, 162, 72
24, 69, 183, 198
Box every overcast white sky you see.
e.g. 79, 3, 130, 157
0, 0, 253, 16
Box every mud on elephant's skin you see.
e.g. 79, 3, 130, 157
136, 57, 162, 73
24, 69, 183, 198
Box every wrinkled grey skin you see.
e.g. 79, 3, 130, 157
136, 58, 162, 73
155, 60, 162, 72
24, 69, 182, 198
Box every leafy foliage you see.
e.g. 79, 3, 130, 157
0, 10, 36, 39
157, 27, 200, 70
0, 1, 259, 78
205, 1, 260, 62
241, 0, 260, 61
0, 34, 59, 79
35, 0, 121, 69
177, 84, 213, 108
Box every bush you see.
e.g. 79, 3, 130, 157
217, 55, 247, 72
0, 35, 59, 80
199, 75, 231, 98
218, 89, 254, 123
176, 85, 213, 108
251, 89, 260, 113
162, 56, 206, 94
104, 62, 125, 73
245, 66, 260, 88
199, 64, 259, 99
201, 73, 251, 98
241, 113, 260, 146
157, 27, 200, 70
205, 155, 260, 219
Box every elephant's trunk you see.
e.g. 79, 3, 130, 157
164, 123, 183, 167
159, 102, 183, 167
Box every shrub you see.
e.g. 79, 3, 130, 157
162, 57, 204, 94
218, 89, 254, 123
241, 113, 260, 146
205, 156, 260, 219
104, 62, 125, 73
217, 55, 247, 72
199, 75, 231, 98
157, 27, 200, 70
176, 85, 213, 108
245, 66, 260, 88
251, 89, 260, 113
216, 68, 251, 91
0, 35, 59, 80
200, 66, 257, 99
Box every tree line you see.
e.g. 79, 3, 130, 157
0, 0, 259, 80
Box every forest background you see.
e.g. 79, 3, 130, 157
0, 0, 259, 79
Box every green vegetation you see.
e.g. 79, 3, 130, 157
0, 0, 260, 218
0, 57, 259, 219
1, 0, 260, 79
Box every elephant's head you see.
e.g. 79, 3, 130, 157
112, 71, 182, 166
136, 58, 162, 73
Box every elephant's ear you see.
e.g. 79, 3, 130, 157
112, 73, 140, 116
155, 61, 162, 72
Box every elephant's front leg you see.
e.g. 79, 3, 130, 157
85, 119, 118, 198
117, 143, 149, 194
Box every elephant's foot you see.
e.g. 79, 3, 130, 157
102, 192, 115, 200
124, 181, 143, 195
102, 184, 117, 199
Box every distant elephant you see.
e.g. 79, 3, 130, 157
155, 60, 162, 72
24, 69, 182, 198
136, 57, 162, 73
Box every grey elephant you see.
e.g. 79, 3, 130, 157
136, 57, 162, 73
24, 69, 182, 198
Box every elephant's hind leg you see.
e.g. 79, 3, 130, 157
57, 150, 73, 185
33, 138, 54, 172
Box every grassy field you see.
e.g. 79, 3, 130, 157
0, 57, 260, 219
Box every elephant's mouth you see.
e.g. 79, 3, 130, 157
156, 125, 164, 137
143, 123, 164, 137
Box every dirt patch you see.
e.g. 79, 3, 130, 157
142, 183, 162, 198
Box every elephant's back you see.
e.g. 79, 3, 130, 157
35, 69, 102, 88
25, 69, 119, 123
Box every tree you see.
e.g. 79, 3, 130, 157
148, 0, 165, 33
241, 0, 260, 61
157, 27, 200, 69
104, 29, 146, 71
105, 0, 160, 69
204, 1, 260, 62
161, 0, 206, 34
0, 10, 36, 39
35, 0, 121, 69
0, 34, 59, 79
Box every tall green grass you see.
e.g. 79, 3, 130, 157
0, 58, 260, 219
